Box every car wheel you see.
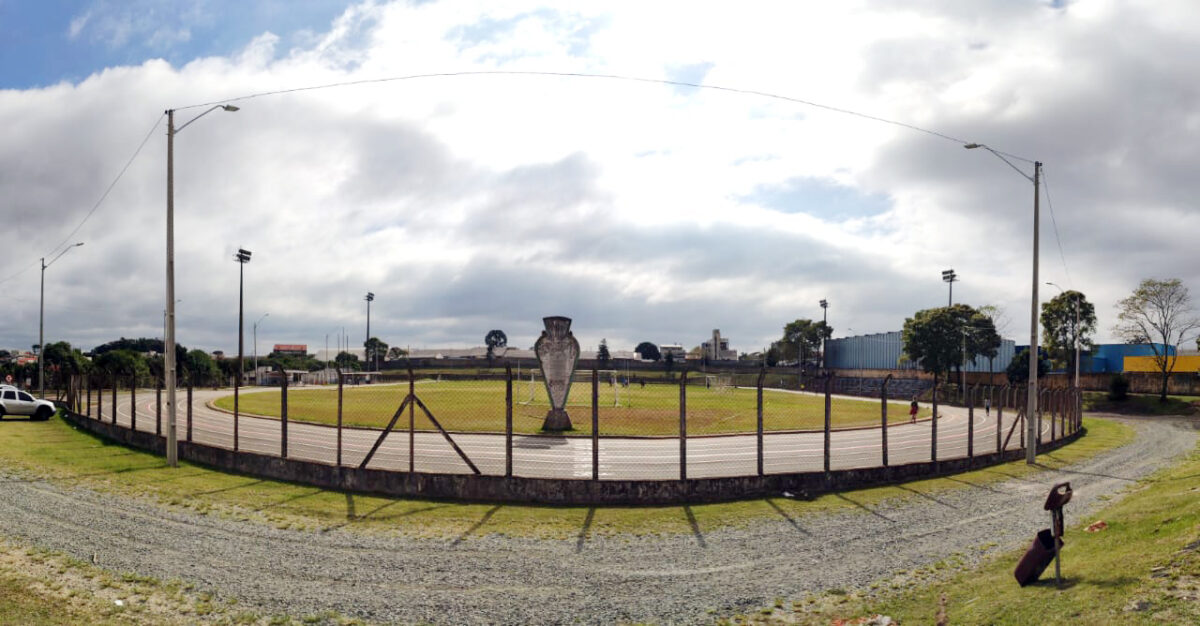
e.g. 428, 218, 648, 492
34, 406, 53, 421
0, 407, 5, 420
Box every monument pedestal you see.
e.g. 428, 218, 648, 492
542, 408, 573, 431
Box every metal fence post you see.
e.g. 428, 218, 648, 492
679, 371, 688, 481
130, 379, 137, 431
111, 381, 116, 425
278, 365, 289, 459
931, 374, 939, 463
968, 384, 976, 459
186, 382, 193, 443
505, 365, 513, 478
881, 374, 892, 467
997, 385, 1006, 453
824, 373, 833, 473
156, 377, 162, 436
592, 368, 599, 481
336, 366, 344, 467
86, 377, 91, 418
757, 368, 766, 476
408, 364, 415, 474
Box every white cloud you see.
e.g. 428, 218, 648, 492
5, 0, 1200, 358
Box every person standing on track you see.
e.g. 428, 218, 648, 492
909, 396, 919, 423
984, 395, 991, 417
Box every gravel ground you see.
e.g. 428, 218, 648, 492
0, 415, 1195, 624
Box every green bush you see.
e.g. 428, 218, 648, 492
1108, 374, 1130, 401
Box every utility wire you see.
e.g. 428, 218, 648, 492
177, 69, 1035, 163
0, 113, 165, 287
1040, 168, 1073, 289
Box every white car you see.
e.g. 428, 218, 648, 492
0, 385, 56, 420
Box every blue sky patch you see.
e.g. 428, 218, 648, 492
741, 176, 892, 221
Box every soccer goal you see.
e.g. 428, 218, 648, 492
703, 373, 734, 392
520, 370, 622, 407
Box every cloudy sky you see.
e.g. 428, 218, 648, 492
2, 0, 1198, 357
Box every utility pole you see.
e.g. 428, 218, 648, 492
364, 292, 375, 373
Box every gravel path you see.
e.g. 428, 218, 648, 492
0, 415, 1194, 624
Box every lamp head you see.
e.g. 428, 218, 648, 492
964, 143, 981, 149
221, 105, 240, 112
235, 248, 252, 263
819, 299, 828, 309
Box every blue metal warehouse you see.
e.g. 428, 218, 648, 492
825, 331, 1017, 373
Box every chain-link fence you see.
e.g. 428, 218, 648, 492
63, 367, 1084, 481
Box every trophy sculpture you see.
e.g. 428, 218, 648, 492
534, 316, 580, 431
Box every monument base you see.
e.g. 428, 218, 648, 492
542, 408, 573, 432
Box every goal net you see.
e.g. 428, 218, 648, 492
703, 374, 734, 392
520, 370, 622, 407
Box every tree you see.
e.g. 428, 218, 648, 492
335, 351, 362, 371
484, 329, 507, 364
41, 341, 88, 391
1114, 278, 1200, 402
1041, 290, 1097, 376
386, 346, 408, 361
182, 349, 220, 386
779, 319, 832, 367
597, 339, 611, 368
664, 351, 675, 372
902, 305, 998, 398
1006, 348, 1048, 384
635, 341, 660, 362
363, 337, 388, 371
94, 349, 148, 386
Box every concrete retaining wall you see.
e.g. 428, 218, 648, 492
60, 410, 1082, 506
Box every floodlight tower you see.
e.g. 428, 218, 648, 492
942, 269, 957, 307
364, 292, 375, 372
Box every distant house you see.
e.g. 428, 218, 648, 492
659, 344, 686, 361
273, 344, 308, 357
700, 329, 738, 361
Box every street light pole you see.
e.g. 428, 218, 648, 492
965, 142, 1041, 464
365, 292, 375, 373
38, 242, 84, 398
165, 104, 239, 468
253, 313, 269, 385
819, 299, 829, 371
942, 269, 957, 307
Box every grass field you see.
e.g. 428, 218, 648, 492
212, 379, 928, 435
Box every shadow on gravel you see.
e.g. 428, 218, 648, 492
451, 504, 502, 546
576, 507, 596, 553
684, 505, 707, 548
894, 485, 958, 508
765, 498, 811, 535
833, 493, 896, 523
942, 476, 1005, 494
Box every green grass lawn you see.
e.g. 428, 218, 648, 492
212, 379, 927, 435
1084, 391, 1198, 416
0, 412, 1127, 541
738, 425, 1200, 625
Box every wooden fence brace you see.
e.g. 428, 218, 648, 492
506, 365, 513, 478
592, 368, 599, 481
757, 368, 766, 476
881, 374, 893, 467
679, 371, 688, 481
336, 366, 344, 467
824, 373, 833, 473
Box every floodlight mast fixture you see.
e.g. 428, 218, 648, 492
964, 142, 1042, 464
819, 299, 829, 371
942, 269, 957, 307
234, 248, 251, 451
165, 103, 239, 468
39, 242, 84, 399
1047, 282, 1081, 390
